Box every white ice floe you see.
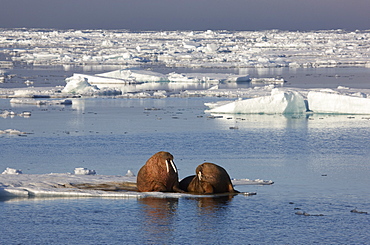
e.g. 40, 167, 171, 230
250, 77, 285, 85
74, 168, 96, 175
2, 168, 22, 175
0, 171, 271, 198
12, 89, 56, 98
1, 110, 31, 118
62, 75, 100, 94
125, 170, 136, 177
0, 129, 27, 135
62, 75, 121, 96
206, 89, 307, 114
65, 70, 249, 88
307, 90, 370, 114
96, 69, 169, 83
167, 72, 250, 83
10, 98, 72, 105
0, 110, 17, 118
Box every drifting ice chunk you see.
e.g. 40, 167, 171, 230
71, 73, 135, 85
0, 129, 26, 135
96, 69, 169, 83
10, 98, 72, 105
308, 91, 370, 114
2, 167, 22, 175
168, 72, 250, 83
62, 75, 99, 94
74, 168, 96, 175
125, 170, 136, 177
250, 77, 286, 85
206, 89, 306, 114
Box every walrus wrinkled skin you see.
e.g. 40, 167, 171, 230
180, 162, 239, 194
137, 151, 183, 192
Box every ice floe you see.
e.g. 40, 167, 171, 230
0, 129, 28, 135
206, 89, 307, 114
10, 98, 72, 105
74, 168, 96, 175
307, 90, 370, 114
96, 69, 169, 83
0, 169, 271, 199
167, 72, 250, 83
2, 168, 22, 175
62, 74, 122, 96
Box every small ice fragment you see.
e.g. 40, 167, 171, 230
0, 129, 26, 135
74, 167, 96, 175
125, 170, 135, 177
2, 167, 23, 174
20, 111, 32, 117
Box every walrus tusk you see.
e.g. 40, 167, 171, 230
198, 171, 202, 180
166, 160, 170, 173
170, 160, 177, 173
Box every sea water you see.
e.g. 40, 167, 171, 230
1, 69, 370, 244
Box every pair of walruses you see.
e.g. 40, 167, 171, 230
137, 151, 239, 194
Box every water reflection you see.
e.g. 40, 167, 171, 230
208, 112, 370, 130
191, 195, 235, 211
137, 195, 235, 243
138, 197, 178, 243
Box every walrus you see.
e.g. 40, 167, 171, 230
180, 162, 239, 194
137, 151, 183, 192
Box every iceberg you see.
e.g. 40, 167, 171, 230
62, 75, 121, 96
308, 91, 370, 114
62, 75, 99, 94
206, 89, 307, 114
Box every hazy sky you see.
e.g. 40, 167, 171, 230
1, 0, 369, 31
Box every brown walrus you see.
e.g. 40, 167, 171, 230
180, 162, 239, 194
137, 151, 183, 192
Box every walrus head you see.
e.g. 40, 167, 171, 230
137, 151, 183, 192
180, 162, 239, 194
153, 151, 177, 174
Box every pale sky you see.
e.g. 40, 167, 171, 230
1, 0, 369, 31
